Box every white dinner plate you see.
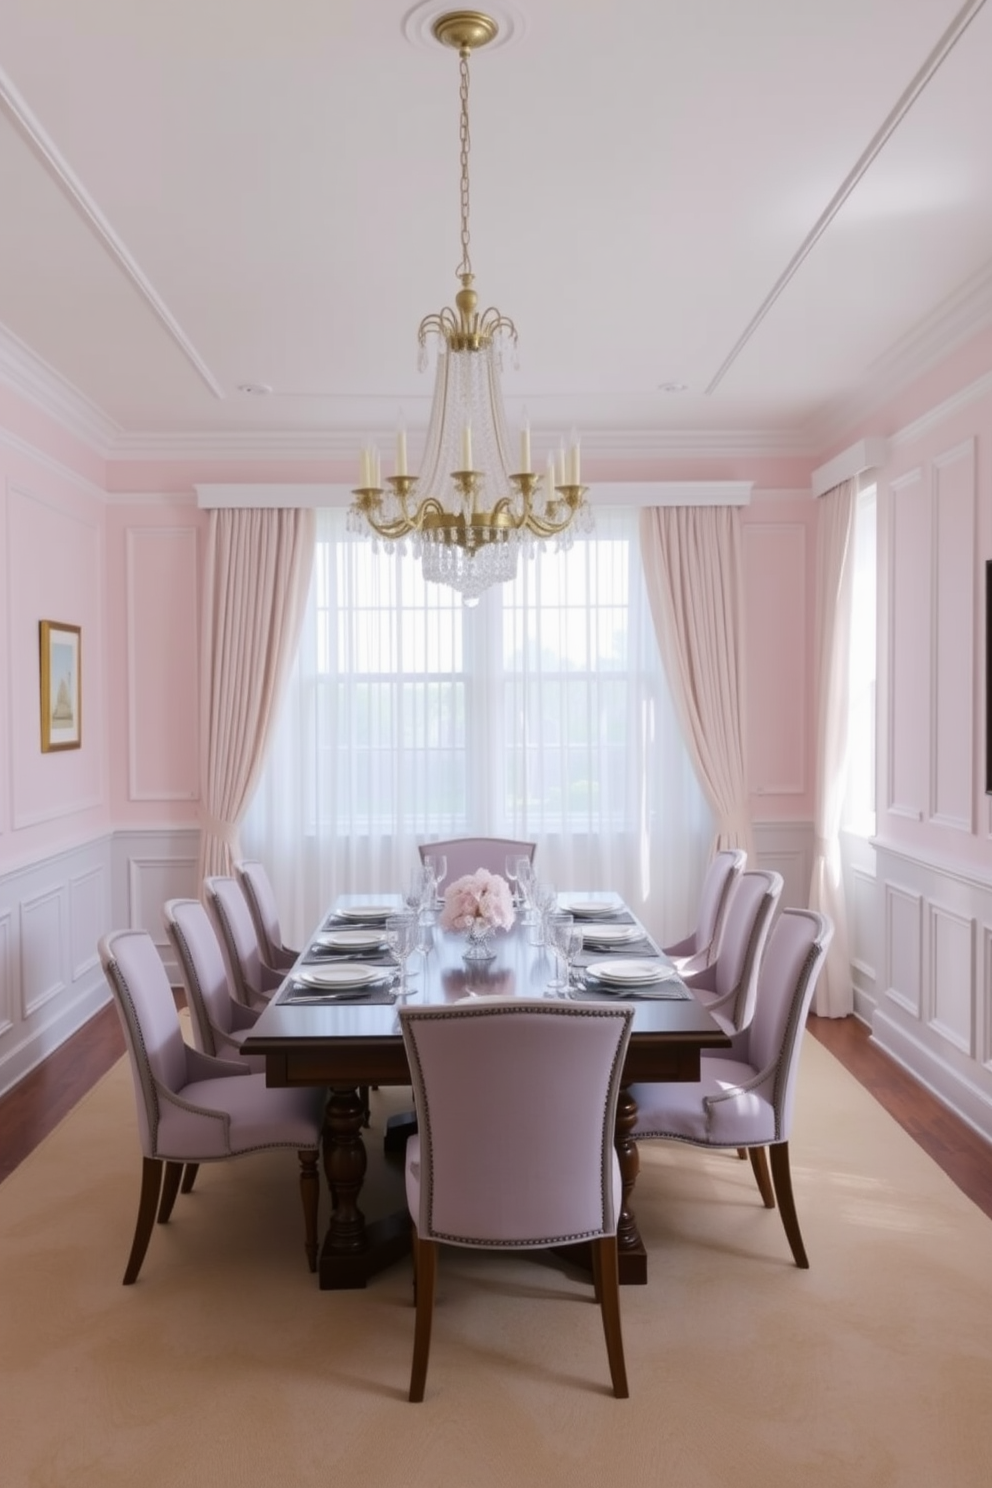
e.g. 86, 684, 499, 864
293, 963, 389, 989
580, 922, 643, 947
336, 903, 396, 922
313, 929, 387, 951
587, 958, 675, 986
559, 897, 623, 918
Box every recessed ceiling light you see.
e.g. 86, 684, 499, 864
237, 382, 272, 396
658, 381, 688, 393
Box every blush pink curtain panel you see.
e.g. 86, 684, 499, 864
638, 506, 755, 858
807, 479, 856, 1017
198, 507, 316, 883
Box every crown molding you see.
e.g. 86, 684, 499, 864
0, 322, 117, 455
195, 480, 754, 510
804, 259, 992, 450
109, 423, 813, 463
0, 425, 107, 501
889, 366, 992, 448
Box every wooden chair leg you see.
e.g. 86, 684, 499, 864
593, 1235, 629, 1399
157, 1161, 184, 1223
124, 1156, 164, 1285
180, 1163, 199, 1194
747, 1146, 775, 1208
737, 1147, 748, 1160
298, 1148, 320, 1273
409, 1232, 437, 1402
768, 1141, 809, 1269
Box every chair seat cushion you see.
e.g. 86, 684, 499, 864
157, 1074, 323, 1158
630, 1057, 774, 1147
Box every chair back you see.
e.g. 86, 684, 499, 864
99, 929, 189, 1157
164, 897, 236, 1056
745, 908, 833, 1139
204, 874, 266, 1004
418, 837, 536, 884
694, 847, 747, 963
234, 860, 286, 966
710, 869, 783, 1030
400, 1000, 633, 1247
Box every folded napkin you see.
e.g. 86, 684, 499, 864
280, 981, 397, 1006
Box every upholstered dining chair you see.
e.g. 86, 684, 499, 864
681, 868, 783, 1035
163, 897, 264, 1072
417, 836, 536, 884
630, 908, 832, 1268
398, 999, 634, 1402
662, 847, 747, 975
98, 928, 323, 1284
234, 859, 299, 971
203, 874, 284, 1006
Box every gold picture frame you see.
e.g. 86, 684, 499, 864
40, 620, 82, 752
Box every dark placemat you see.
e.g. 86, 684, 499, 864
279, 980, 397, 1006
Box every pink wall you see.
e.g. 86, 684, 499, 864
0, 420, 110, 874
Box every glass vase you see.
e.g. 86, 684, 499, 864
463, 920, 497, 963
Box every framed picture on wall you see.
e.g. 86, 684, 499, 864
39, 620, 82, 752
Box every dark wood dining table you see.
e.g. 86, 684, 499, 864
241, 896, 730, 1290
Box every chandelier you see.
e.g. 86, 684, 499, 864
348, 9, 591, 604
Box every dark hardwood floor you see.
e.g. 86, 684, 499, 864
1, 1003, 990, 1219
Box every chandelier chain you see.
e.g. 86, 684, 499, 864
457, 48, 472, 280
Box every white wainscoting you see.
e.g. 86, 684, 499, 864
0, 828, 200, 1098
871, 838, 992, 1144
752, 819, 814, 912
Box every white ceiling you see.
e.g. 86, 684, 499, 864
1, 0, 991, 460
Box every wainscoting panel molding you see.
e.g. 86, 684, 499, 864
873, 841, 992, 1144
0, 837, 114, 1098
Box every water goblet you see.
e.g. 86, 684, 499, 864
425, 854, 448, 900
564, 927, 585, 993
516, 857, 538, 924
385, 913, 419, 998
545, 911, 574, 992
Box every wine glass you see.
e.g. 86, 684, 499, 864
545, 911, 574, 992
385, 913, 419, 998
404, 865, 435, 956
425, 853, 448, 900
516, 857, 538, 924
564, 926, 584, 993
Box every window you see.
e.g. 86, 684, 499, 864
243, 506, 712, 945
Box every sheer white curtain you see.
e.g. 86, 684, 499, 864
197, 506, 316, 882
808, 479, 856, 1016
242, 506, 712, 948
638, 506, 755, 857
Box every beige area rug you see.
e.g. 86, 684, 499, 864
1, 1036, 991, 1488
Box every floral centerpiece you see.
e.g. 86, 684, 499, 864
439, 869, 515, 961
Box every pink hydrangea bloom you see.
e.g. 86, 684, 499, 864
439, 869, 515, 933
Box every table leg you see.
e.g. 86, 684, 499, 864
318, 1085, 411, 1290
614, 1085, 647, 1285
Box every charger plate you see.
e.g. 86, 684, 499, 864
313, 928, 387, 951
580, 922, 644, 947
559, 896, 623, 918
586, 957, 676, 987
293, 962, 391, 990
336, 903, 396, 922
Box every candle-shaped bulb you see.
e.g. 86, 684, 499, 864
557, 442, 567, 488
568, 431, 580, 486
461, 424, 473, 471
396, 422, 408, 477
360, 447, 371, 489
520, 414, 531, 474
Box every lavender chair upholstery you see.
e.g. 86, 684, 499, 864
234, 859, 298, 971
164, 898, 264, 1073
630, 909, 833, 1268
417, 837, 535, 883
681, 869, 783, 1035
663, 847, 746, 974
399, 999, 634, 1402
203, 874, 284, 1006
99, 928, 323, 1283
